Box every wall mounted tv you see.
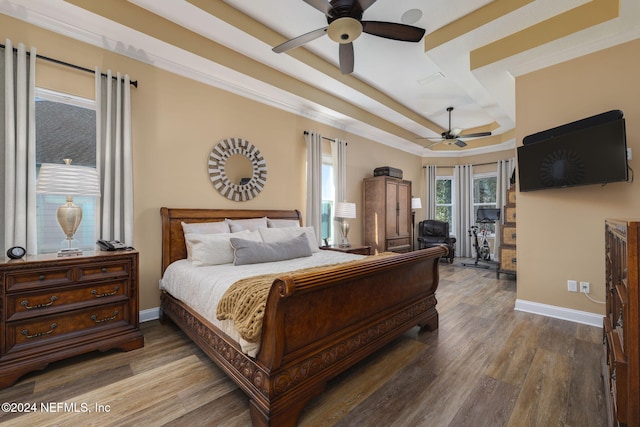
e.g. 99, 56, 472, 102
517, 110, 629, 192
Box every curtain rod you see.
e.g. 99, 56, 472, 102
303, 131, 335, 143
423, 161, 498, 168
0, 43, 138, 88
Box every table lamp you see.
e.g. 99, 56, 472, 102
36, 159, 101, 256
334, 201, 356, 248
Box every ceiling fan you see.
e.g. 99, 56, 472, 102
272, 0, 426, 74
423, 107, 492, 148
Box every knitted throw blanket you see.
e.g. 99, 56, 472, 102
216, 253, 396, 343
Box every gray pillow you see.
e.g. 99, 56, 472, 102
230, 233, 312, 265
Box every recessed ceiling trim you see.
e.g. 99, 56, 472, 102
424, 0, 534, 52
64, 0, 434, 144
186, 0, 444, 135
470, 0, 620, 69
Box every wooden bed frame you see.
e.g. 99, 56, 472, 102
160, 207, 446, 426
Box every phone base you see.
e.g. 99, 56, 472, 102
58, 248, 83, 257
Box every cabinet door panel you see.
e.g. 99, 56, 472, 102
385, 181, 399, 237
397, 182, 411, 237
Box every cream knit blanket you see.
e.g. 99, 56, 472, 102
216, 253, 395, 343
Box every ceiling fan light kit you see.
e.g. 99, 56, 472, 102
327, 17, 363, 43
273, 0, 426, 74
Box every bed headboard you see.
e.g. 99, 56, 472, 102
160, 207, 303, 274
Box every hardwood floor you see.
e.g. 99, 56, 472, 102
0, 261, 607, 426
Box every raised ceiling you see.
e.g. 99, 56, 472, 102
2, 0, 639, 156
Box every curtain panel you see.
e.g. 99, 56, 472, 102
95, 68, 133, 245
2, 40, 37, 254
304, 131, 322, 244
424, 164, 437, 219
454, 164, 474, 257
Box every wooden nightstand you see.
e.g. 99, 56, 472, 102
321, 245, 371, 256
0, 250, 144, 388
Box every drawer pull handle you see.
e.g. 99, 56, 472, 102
21, 295, 58, 310
101, 267, 107, 273
91, 311, 119, 323
91, 286, 119, 298
21, 323, 58, 339
512, 258, 517, 263
39, 275, 45, 281
511, 233, 516, 239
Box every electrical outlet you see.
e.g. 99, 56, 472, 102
628, 147, 633, 160
580, 281, 590, 294
568, 280, 578, 292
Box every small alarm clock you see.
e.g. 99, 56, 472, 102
7, 246, 26, 259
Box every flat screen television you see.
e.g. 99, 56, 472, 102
517, 110, 629, 192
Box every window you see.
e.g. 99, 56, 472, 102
320, 156, 334, 244
35, 88, 97, 253
473, 174, 497, 233
435, 177, 454, 235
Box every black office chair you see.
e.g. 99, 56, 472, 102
417, 220, 456, 263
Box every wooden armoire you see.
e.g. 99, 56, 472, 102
363, 176, 412, 254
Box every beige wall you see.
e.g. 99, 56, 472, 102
1, 15, 421, 311
516, 38, 640, 315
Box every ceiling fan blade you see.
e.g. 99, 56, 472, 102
303, 0, 331, 15
361, 21, 425, 42
450, 127, 463, 137
272, 27, 328, 53
459, 131, 492, 138
454, 139, 468, 148
339, 42, 354, 74
357, 0, 378, 12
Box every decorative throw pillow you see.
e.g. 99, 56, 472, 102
259, 226, 319, 253
225, 217, 268, 232
187, 230, 260, 267
230, 233, 312, 265
266, 218, 301, 228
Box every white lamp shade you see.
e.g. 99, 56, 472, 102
335, 202, 356, 219
412, 197, 422, 209
36, 163, 101, 197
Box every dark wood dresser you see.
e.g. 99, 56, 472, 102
0, 250, 144, 388
363, 176, 412, 254
604, 219, 639, 427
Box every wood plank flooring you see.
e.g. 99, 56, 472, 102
0, 261, 607, 426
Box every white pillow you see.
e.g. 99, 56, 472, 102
181, 221, 230, 234
267, 218, 301, 228
186, 230, 261, 267
259, 226, 319, 253
225, 217, 268, 232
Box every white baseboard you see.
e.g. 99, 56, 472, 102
139, 307, 160, 323
514, 299, 603, 328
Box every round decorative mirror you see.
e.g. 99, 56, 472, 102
208, 137, 267, 201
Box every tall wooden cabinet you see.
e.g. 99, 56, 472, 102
363, 176, 412, 254
497, 185, 517, 279
604, 219, 640, 427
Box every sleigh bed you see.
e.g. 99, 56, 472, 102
159, 207, 445, 426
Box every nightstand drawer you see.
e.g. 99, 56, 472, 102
6, 280, 128, 321
6, 302, 128, 352
78, 260, 131, 282
4, 266, 74, 292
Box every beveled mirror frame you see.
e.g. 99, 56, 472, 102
208, 137, 267, 201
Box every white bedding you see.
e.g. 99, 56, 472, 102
160, 250, 365, 356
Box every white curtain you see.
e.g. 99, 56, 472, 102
95, 68, 133, 245
2, 40, 37, 254
332, 138, 347, 203
424, 165, 437, 219
304, 131, 322, 244
494, 158, 516, 259
454, 164, 474, 257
